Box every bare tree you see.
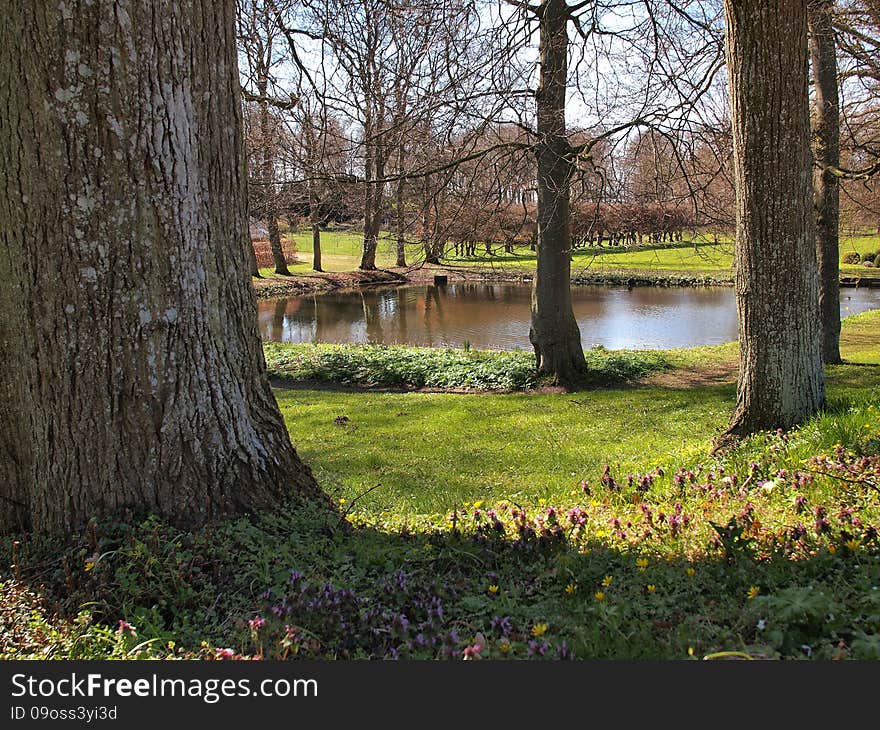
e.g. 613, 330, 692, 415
239, 0, 296, 275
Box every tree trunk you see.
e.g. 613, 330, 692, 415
361, 139, 384, 270
529, 0, 586, 387
304, 118, 323, 273
245, 230, 262, 278
422, 179, 440, 264
257, 83, 290, 276
396, 146, 407, 268
312, 222, 323, 272
360, 102, 380, 271
0, 210, 31, 533
0, 0, 320, 533
809, 1, 842, 364
722, 0, 825, 435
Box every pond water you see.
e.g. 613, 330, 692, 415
258, 283, 880, 350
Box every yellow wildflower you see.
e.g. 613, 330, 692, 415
565, 583, 577, 595
636, 558, 649, 571
487, 584, 500, 595
686, 567, 696, 577
594, 591, 606, 602
747, 585, 760, 600
601, 575, 613, 587
473, 500, 484, 509
531, 623, 548, 637
647, 584, 656, 593
828, 544, 837, 555
846, 539, 861, 552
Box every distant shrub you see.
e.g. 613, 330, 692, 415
842, 252, 861, 265
252, 238, 299, 269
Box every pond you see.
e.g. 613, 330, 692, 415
258, 283, 880, 350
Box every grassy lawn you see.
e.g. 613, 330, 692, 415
277, 311, 880, 517
277, 380, 731, 515
261, 229, 880, 280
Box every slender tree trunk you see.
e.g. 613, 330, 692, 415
257, 83, 290, 276
0, 0, 320, 533
306, 137, 323, 272
246, 230, 262, 278
529, 0, 586, 386
359, 100, 381, 271
312, 223, 323, 272
396, 145, 407, 267
722, 0, 825, 435
422, 176, 439, 264
809, 1, 842, 364
361, 147, 384, 270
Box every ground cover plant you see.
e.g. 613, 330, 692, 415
2, 311, 879, 660
264, 342, 668, 391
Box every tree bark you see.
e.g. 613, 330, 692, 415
0, 197, 31, 533
0, 0, 320, 533
809, 0, 842, 364
722, 0, 825, 435
529, 0, 587, 387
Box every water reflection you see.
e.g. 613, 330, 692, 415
257, 284, 880, 351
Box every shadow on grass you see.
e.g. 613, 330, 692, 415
3, 477, 880, 661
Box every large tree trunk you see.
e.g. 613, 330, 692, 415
529, 0, 586, 387
257, 82, 290, 276
809, 1, 842, 364
0, 0, 320, 533
722, 0, 825, 435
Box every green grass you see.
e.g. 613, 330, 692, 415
275, 310, 880, 517
259, 229, 880, 280
258, 230, 400, 275
278, 386, 730, 515
4, 311, 880, 661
